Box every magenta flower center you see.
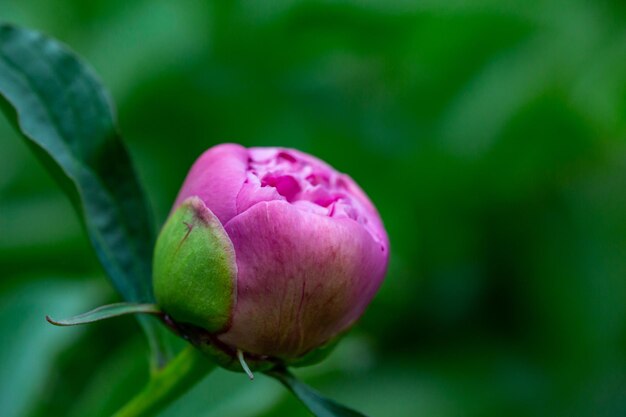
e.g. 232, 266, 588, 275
235, 148, 384, 246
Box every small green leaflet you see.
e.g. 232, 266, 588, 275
0, 23, 175, 368
46, 303, 161, 326
267, 368, 369, 417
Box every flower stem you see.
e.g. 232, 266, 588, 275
113, 345, 215, 417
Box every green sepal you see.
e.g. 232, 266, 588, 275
153, 197, 236, 333
160, 315, 278, 373
46, 303, 161, 326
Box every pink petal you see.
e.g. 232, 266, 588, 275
235, 172, 284, 214
219, 200, 388, 358
174, 143, 248, 224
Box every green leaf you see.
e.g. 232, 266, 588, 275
0, 23, 175, 368
46, 302, 161, 326
0, 23, 153, 301
266, 368, 368, 417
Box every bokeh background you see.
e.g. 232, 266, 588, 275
2, 1, 626, 416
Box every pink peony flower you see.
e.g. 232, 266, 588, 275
154, 144, 389, 363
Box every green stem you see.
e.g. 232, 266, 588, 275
113, 345, 215, 417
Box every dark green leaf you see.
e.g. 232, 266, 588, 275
0, 23, 153, 301
266, 368, 369, 417
46, 303, 161, 326
0, 23, 175, 367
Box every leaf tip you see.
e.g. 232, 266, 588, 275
45, 315, 64, 326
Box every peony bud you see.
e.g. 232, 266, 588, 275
154, 144, 389, 369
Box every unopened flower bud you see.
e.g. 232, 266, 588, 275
154, 144, 389, 369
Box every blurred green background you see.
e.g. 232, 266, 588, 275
1, 1, 626, 416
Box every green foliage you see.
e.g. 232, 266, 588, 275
0, 23, 154, 303
46, 303, 161, 327
0, 21, 368, 417
1, 0, 626, 416
113, 346, 215, 417
0, 278, 103, 417
0, 23, 176, 369
267, 368, 367, 417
